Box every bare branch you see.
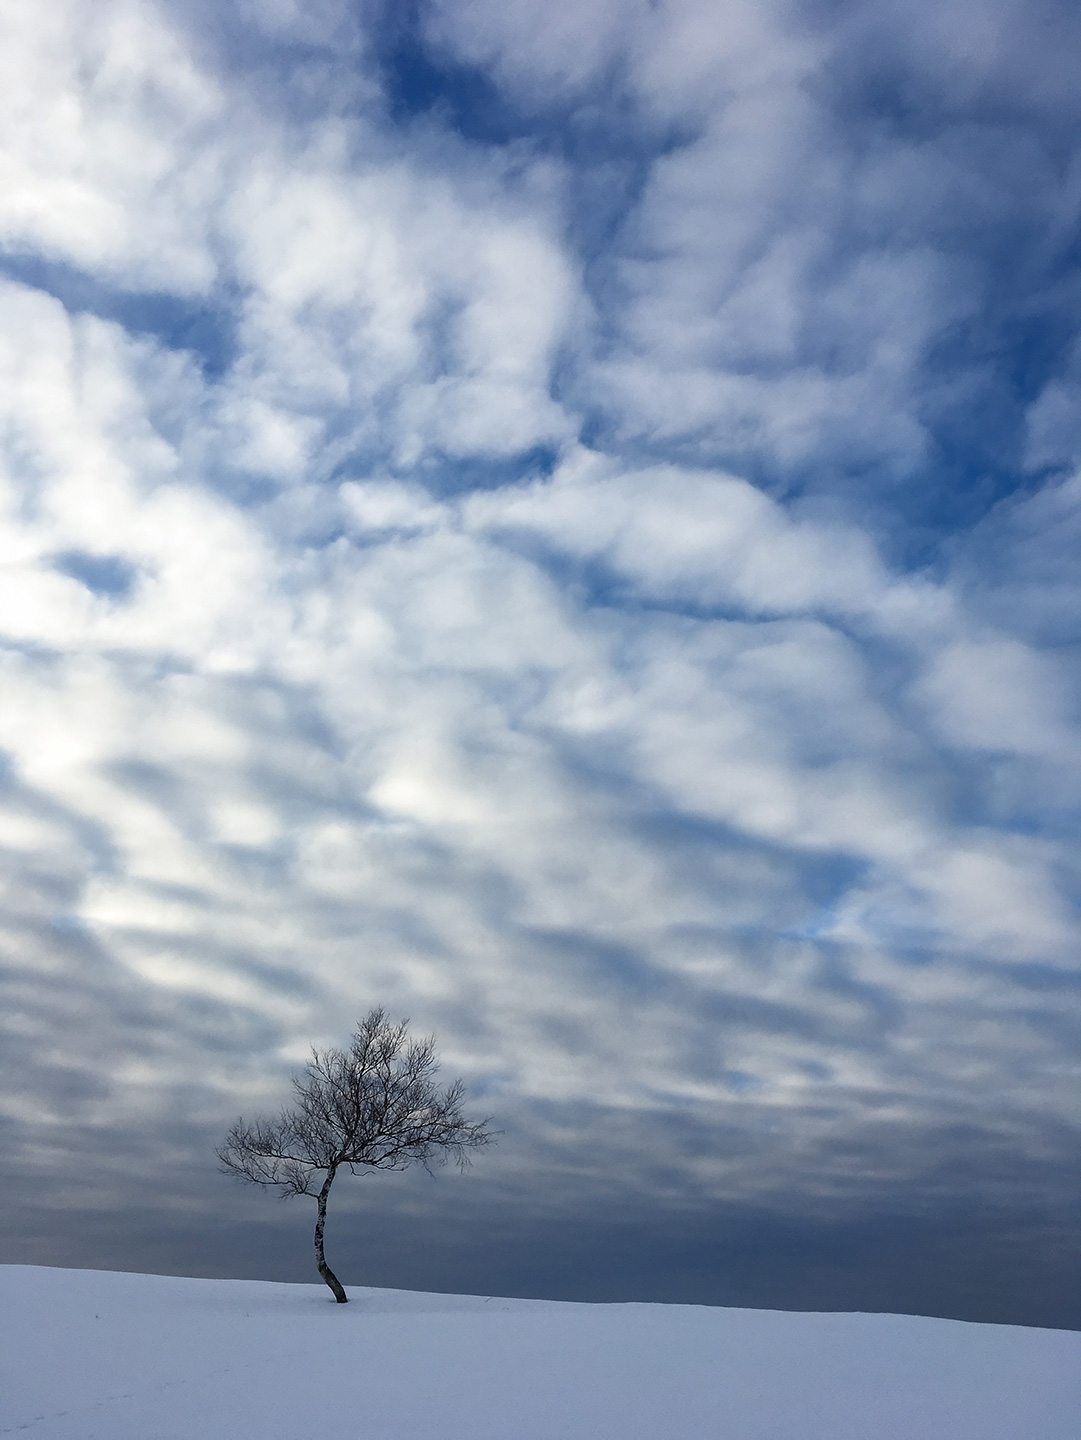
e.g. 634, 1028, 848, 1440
217, 1007, 497, 1301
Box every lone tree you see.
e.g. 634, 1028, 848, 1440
218, 1007, 494, 1303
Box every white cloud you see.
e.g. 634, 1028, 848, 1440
218, 146, 577, 475
467, 453, 890, 615
0, 0, 1078, 1237
0, 0, 224, 289
915, 638, 1079, 762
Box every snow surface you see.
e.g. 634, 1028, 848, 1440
1, 1266, 1078, 1439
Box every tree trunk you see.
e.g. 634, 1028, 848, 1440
314, 1167, 348, 1302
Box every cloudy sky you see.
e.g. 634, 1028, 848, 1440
1, 0, 1079, 1326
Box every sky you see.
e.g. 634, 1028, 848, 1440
0, 0, 1079, 1328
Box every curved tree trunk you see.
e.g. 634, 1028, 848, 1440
314, 1167, 348, 1302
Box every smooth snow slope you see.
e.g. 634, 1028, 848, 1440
1, 1266, 1078, 1440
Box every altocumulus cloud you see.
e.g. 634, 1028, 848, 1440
0, 0, 1079, 1323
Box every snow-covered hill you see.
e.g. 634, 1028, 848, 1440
1, 1266, 1077, 1439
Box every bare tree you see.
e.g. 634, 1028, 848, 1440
217, 1007, 495, 1303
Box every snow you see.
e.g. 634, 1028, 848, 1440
1, 1266, 1078, 1439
